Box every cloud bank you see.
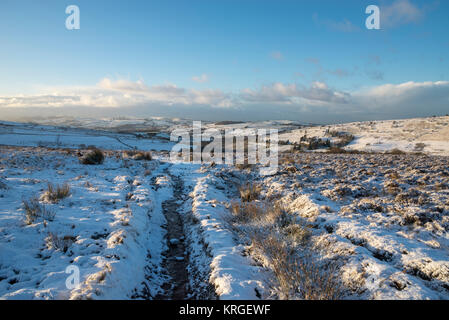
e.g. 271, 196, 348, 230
1, 78, 448, 123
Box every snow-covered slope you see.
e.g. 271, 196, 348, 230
16, 115, 449, 156
279, 116, 449, 156
0, 147, 167, 299
0, 121, 174, 151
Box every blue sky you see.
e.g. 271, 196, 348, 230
0, 0, 448, 122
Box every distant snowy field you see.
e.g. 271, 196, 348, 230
12, 115, 449, 156
0, 121, 174, 152
279, 116, 449, 156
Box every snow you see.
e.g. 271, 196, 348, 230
0, 115, 448, 300
261, 153, 449, 299
170, 163, 268, 299
0, 121, 174, 151
279, 116, 449, 156
0, 147, 167, 299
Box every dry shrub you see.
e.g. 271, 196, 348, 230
80, 148, 105, 165
238, 183, 261, 202
123, 150, 152, 161
384, 181, 401, 195
403, 213, 419, 225
235, 163, 254, 170
280, 154, 296, 165
283, 224, 312, 245
414, 143, 426, 152
387, 148, 406, 155
230, 201, 264, 224
268, 203, 293, 228
23, 198, 56, 224
252, 234, 292, 297
45, 233, 76, 253
122, 150, 136, 158
230, 201, 292, 227
327, 147, 347, 154
387, 171, 400, 180
337, 133, 355, 146
252, 233, 343, 300
41, 183, 71, 203
434, 182, 448, 191
327, 148, 370, 154
231, 182, 343, 300
134, 152, 152, 161
285, 166, 298, 173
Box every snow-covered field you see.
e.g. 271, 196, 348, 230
5, 116, 449, 156
0, 116, 448, 300
0, 121, 174, 151
279, 116, 449, 156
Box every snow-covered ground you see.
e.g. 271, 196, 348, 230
172, 163, 268, 299
0, 115, 448, 300
0, 146, 268, 299
266, 153, 449, 299
0, 147, 168, 299
0, 121, 174, 151
279, 116, 449, 156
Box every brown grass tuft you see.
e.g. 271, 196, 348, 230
252, 233, 343, 300
45, 233, 76, 253
387, 148, 406, 155
80, 148, 105, 165
238, 183, 261, 202
41, 183, 71, 203
23, 197, 56, 224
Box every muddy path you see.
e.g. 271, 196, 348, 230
133, 162, 216, 300
155, 168, 190, 299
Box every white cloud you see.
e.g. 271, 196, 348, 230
98, 78, 149, 92
356, 81, 447, 97
1, 79, 448, 122
240, 82, 350, 104
381, 0, 424, 28
0, 78, 230, 108
191, 74, 209, 83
